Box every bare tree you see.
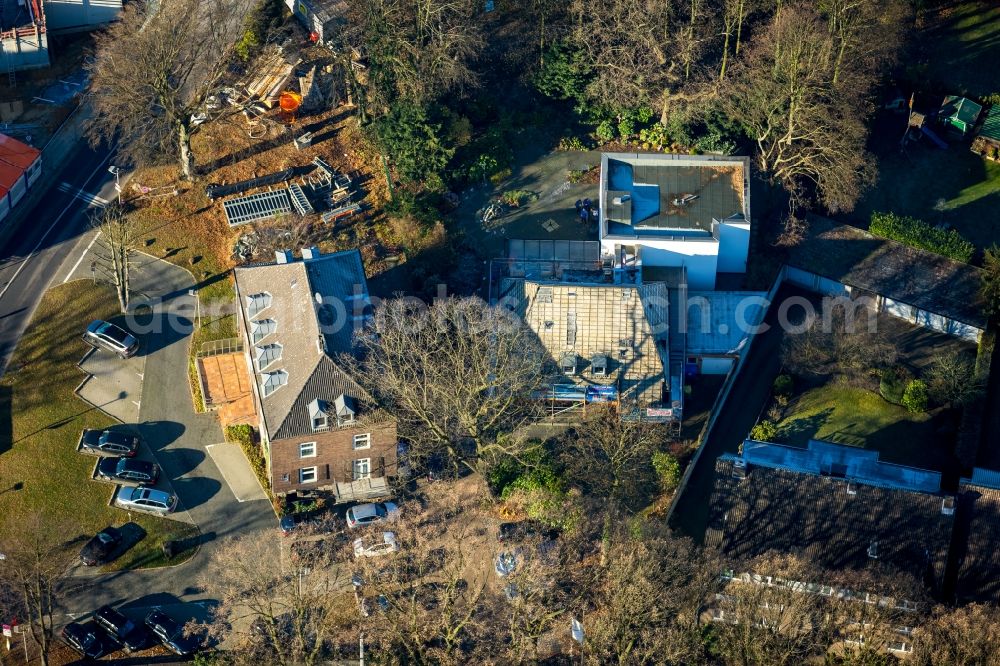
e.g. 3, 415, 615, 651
86, 0, 254, 179
201, 535, 358, 666
718, 0, 760, 80
925, 350, 985, 408
91, 202, 139, 313
721, 3, 877, 212
0, 514, 76, 666
910, 603, 1000, 666
351, 296, 548, 475
817, 0, 909, 86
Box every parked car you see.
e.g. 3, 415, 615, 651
84, 319, 139, 358
61, 621, 117, 659
79, 526, 123, 566
353, 531, 400, 559
116, 485, 177, 515
144, 609, 202, 656
79, 429, 140, 457
346, 502, 398, 530
93, 605, 153, 652
97, 456, 160, 484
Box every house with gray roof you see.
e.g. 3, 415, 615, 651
706, 439, 956, 592
233, 247, 397, 498
952, 468, 1000, 604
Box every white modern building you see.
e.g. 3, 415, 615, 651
598, 153, 751, 290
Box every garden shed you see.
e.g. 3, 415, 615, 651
941, 95, 982, 135
972, 105, 1000, 159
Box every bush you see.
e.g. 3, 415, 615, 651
651, 451, 681, 492
596, 120, 616, 142
639, 123, 669, 149
557, 135, 589, 151
371, 102, 454, 186
879, 367, 907, 405
225, 424, 253, 447
750, 420, 779, 441
902, 379, 930, 413
773, 374, 794, 397
618, 117, 636, 141
500, 189, 538, 208
869, 211, 975, 262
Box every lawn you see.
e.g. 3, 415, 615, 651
774, 383, 958, 474
918, 0, 1000, 99
0, 281, 199, 570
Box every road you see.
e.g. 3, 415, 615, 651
0, 142, 118, 376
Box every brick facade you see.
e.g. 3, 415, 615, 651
268, 420, 397, 495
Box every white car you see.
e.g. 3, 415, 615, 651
346, 502, 399, 530
116, 485, 177, 515
353, 531, 399, 559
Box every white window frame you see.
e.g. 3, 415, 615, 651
299, 467, 318, 484
353, 458, 371, 480
353, 433, 372, 450
299, 442, 317, 458
312, 414, 328, 431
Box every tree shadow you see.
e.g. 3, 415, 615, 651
777, 407, 836, 446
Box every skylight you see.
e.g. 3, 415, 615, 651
262, 370, 288, 397
247, 292, 272, 318
256, 343, 283, 371
251, 319, 276, 344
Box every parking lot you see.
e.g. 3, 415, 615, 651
76, 345, 144, 423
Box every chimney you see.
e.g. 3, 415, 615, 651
275, 249, 293, 264
301, 246, 321, 261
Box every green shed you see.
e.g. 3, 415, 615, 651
972, 105, 1000, 158
941, 96, 983, 135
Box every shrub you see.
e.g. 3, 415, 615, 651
224, 424, 253, 448
695, 131, 737, 155
651, 451, 681, 492
879, 367, 906, 405
557, 135, 589, 151
902, 379, 930, 413
639, 123, 669, 149
869, 211, 975, 262
750, 420, 779, 441
773, 374, 794, 397
500, 189, 538, 208
618, 117, 636, 141
596, 120, 616, 142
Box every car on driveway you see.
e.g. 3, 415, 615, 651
116, 485, 177, 515
346, 502, 399, 530
93, 605, 153, 652
61, 621, 118, 659
84, 319, 139, 358
145, 609, 202, 657
79, 526, 123, 566
79, 429, 140, 457
353, 531, 400, 559
97, 456, 160, 484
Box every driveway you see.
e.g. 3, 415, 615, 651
76, 345, 145, 423
58, 251, 275, 618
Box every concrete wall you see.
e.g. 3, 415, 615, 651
44, 0, 122, 32
717, 221, 751, 273
603, 236, 720, 289
0, 31, 49, 71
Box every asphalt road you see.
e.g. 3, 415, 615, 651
0, 142, 118, 376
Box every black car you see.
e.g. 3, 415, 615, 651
94, 605, 153, 652
97, 456, 160, 484
79, 526, 122, 566
80, 429, 140, 457
145, 609, 202, 656
61, 621, 117, 659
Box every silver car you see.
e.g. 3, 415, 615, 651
84, 320, 139, 358
116, 485, 177, 515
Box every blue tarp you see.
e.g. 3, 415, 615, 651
607, 159, 633, 191
631, 184, 660, 224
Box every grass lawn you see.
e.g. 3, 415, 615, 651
918, 0, 1000, 99
774, 383, 958, 474
0, 281, 199, 570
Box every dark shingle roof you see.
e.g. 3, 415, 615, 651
954, 469, 1000, 604
707, 443, 955, 587
787, 215, 986, 329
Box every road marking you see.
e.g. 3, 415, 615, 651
0, 151, 113, 302
57, 181, 109, 207
62, 231, 101, 283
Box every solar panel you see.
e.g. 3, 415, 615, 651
224, 189, 294, 227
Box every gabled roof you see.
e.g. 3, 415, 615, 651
787, 215, 986, 329
0, 133, 40, 171
500, 278, 669, 407
942, 95, 982, 125
233, 249, 388, 441
978, 105, 1000, 142
706, 440, 955, 586
954, 468, 1000, 604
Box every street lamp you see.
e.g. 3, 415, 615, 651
108, 165, 122, 205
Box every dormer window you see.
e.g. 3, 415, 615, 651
941, 496, 956, 515
251, 318, 276, 343
591, 354, 608, 377
262, 370, 287, 397
308, 398, 328, 431
560, 353, 577, 375
334, 393, 356, 426
256, 343, 282, 371
247, 292, 272, 318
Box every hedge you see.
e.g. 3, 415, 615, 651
869, 211, 975, 263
